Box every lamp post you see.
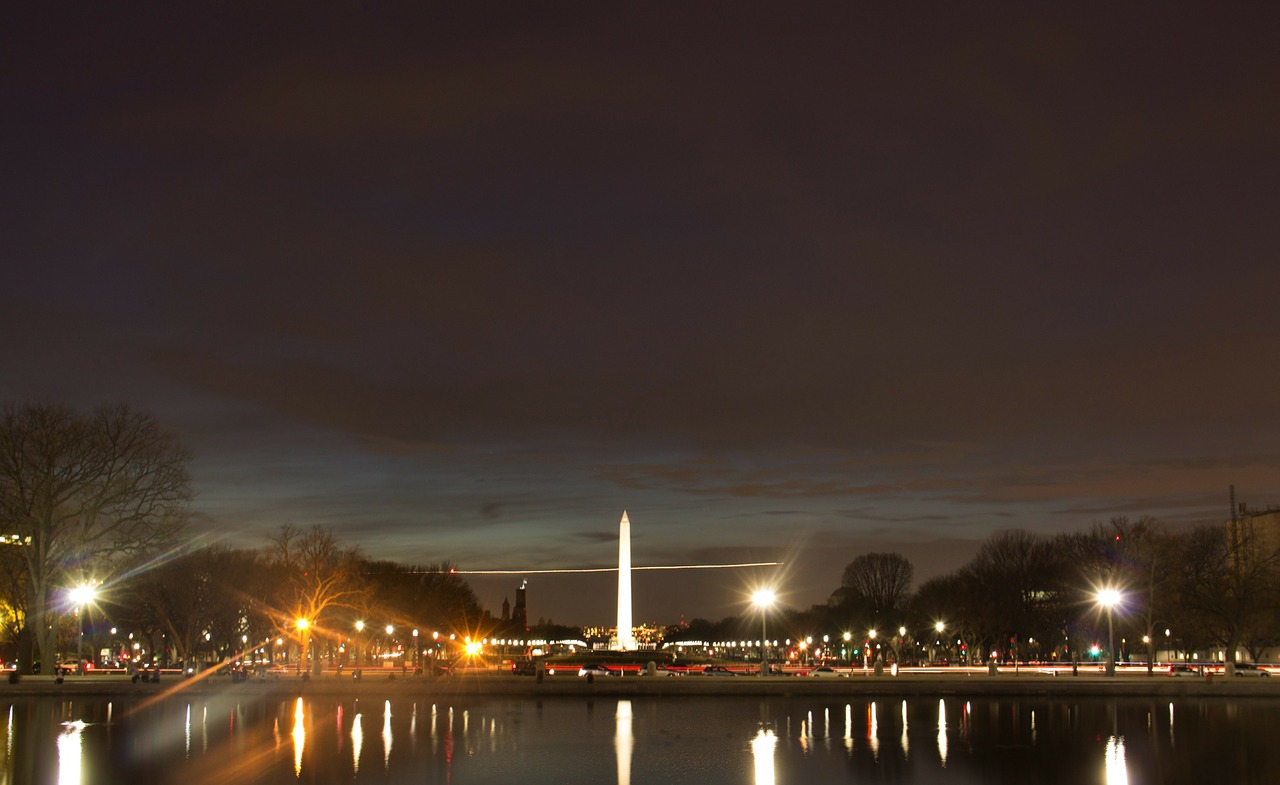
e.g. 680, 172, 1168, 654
752, 589, 775, 676
69, 584, 97, 675
412, 629, 420, 672
1096, 588, 1122, 677
355, 620, 365, 668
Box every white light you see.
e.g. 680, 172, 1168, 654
1096, 588, 1122, 608
69, 585, 97, 607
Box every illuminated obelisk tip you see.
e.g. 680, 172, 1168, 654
615, 511, 636, 651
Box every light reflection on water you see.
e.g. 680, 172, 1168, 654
750, 725, 776, 785
291, 697, 304, 776
615, 699, 632, 785
0, 695, 1275, 784
1105, 736, 1128, 785
382, 700, 392, 769
56, 721, 83, 785
900, 700, 908, 758
867, 700, 880, 758
351, 707, 363, 772
937, 698, 947, 766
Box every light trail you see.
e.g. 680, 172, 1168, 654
437, 561, 782, 575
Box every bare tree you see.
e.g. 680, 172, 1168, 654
1173, 520, 1280, 661
839, 552, 914, 618
965, 530, 1075, 662
264, 524, 365, 675
0, 403, 190, 673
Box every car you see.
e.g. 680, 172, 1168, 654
808, 666, 845, 677
1231, 663, 1270, 677
643, 665, 684, 676
510, 660, 538, 676
578, 664, 617, 678
699, 666, 736, 676
1168, 664, 1201, 677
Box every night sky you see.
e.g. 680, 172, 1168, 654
4, 5, 1278, 627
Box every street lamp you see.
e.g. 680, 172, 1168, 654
69, 584, 98, 675
295, 618, 310, 675
1096, 587, 1122, 677
355, 620, 365, 668
752, 589, 775, 676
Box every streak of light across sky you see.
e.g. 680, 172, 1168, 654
444, 562, 783, 575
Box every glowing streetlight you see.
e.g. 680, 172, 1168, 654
294, 618, 310, 675
69, 584, 98, 675
752, 589, 775, 675
355, 620, 365, 667
1096, 587, 1122, 677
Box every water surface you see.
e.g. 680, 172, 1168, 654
3, 694, 1277, 784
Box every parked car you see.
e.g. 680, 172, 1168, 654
700, 666, 737, 676
1231, 663, 1270, 677
808, 666, 845, 677
510, 660, 538, 676
578, 664, 617, 678
1168, 664, 1201, 677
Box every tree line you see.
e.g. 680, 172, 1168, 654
0, 403, 490, 673
681, 513, 1280, 667
5, 401, 1277, 672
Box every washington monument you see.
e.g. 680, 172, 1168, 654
615, 510, 637, 650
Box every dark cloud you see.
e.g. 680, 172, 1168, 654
3, 4, 1278, 623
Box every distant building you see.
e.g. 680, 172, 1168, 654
514, 580, 528, 632
1228, 485, 1280, 561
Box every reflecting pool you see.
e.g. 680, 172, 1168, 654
3, 695, 1278, 784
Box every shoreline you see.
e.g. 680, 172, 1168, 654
7, 672, 1280, 700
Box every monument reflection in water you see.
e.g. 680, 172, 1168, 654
3, 695, 1278, 784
